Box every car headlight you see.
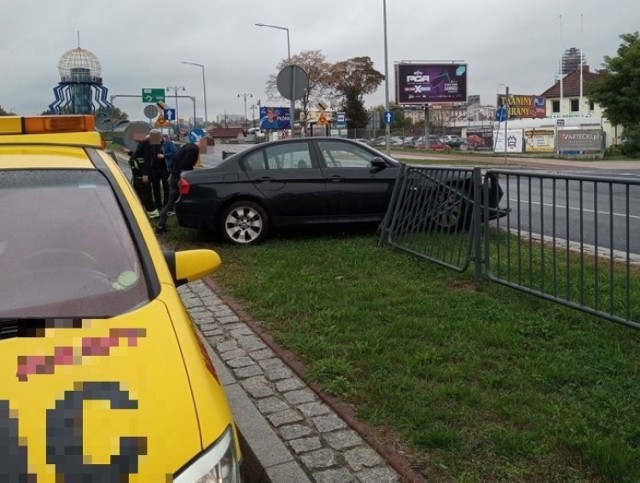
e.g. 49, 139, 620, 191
174, 426, 242, 482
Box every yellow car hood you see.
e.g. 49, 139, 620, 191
0, 293, 232, 481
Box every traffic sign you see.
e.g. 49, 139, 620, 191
383, 110, 395, 125
188, 128, 206, 143
163, 108, 176, 122
336, 112, 346, 128
496, 106, 507, 122
142, 88, 165, 103
317, 113, 327, 126
143, 104, 158, 119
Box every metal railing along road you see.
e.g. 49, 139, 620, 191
380, 165, 640, 329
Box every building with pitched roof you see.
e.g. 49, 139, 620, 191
540, 65, 620, 146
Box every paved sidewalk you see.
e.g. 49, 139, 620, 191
178, 280, 420, 483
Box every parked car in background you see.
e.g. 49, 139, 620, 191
466, 134, 486, 150
0, 115, 243, 481
354, 138, 373, 146
415, 135, 452, 151
175, 137, 506, 245
442, 135, 464, 148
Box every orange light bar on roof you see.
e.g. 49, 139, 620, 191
22, 115, 96, 134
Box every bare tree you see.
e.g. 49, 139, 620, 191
264, 50, 333, 122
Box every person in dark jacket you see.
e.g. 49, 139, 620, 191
122, 137, 157, 216
125, 129, 168, 215
155, 143, 200, 234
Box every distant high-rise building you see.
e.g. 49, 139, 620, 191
562, 47, 586, 74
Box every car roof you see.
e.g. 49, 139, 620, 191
0, 115, 105, 170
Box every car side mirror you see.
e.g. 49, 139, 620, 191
371, 157, 387, 169
164, 249, 222, 287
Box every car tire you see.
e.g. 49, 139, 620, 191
432, 183, 472, 232
220, 200, 269, 245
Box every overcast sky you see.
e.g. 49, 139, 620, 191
1, 0, 636, 122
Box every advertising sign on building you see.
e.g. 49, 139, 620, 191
466, 127, 494, 150
395, 63, 467, 104
524, 129, 555, 153
497, 94, 546, 119
259, 106, 291, 130
494, 129, 524, 153
557, 129, 604, 152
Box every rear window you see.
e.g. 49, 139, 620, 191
0, 169, 150, 318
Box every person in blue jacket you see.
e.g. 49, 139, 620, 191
162, 134, 178, 171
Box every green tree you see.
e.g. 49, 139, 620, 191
0, 105, 17, 116
373, 102, 413, 131
328, 56, 384, 130
589, 32, 640, 155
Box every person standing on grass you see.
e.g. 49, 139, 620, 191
155, 143, 200, 234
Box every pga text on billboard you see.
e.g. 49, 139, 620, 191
395, 63, 468, 104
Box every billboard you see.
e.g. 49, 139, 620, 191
466, 127, 494, 150
497, 94, 546, 119
259, 106, 291, 130
524, 129, 555, 153
557, 129, 604, 152
395, 63, 467, 104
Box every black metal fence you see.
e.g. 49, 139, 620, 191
379, 165, 640, 329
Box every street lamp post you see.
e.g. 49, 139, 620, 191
237, 93, 253, 126
182, 61, 208, 126
255, 23, 295, 131
250, 103, 258, 127
383, 0, 391, 154
166, 86, 185, 139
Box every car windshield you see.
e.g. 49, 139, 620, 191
0, 169, 150, 318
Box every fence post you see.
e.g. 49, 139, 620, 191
473, 167, 483, 286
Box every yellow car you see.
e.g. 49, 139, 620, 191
0, 115, 243, 481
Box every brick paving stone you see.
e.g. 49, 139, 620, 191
241, 376, 274, 399
216, 315, 240, 324
249, 348, 274, 361
226, 356, 254, 368
299, 448, 337, 469
278, 424, 314, 441
355, 467, 400, 482
215, 340, 238, 353
267, 409, 304, 427
289, 436, 322, 454
344, 447, 384, 471
233, 365, 263, 379
256, 396, 290, 415
236, 335, 267, 352
229, 327, 254, 338
283, 388, 317, 405
219, 348, 247, 362
312, 414, 347, 433
313, 468, 356, 483
188, 306, 208, 314
275, 378, 306, 393
298, 401, 331, 418
324, 430, 365, 450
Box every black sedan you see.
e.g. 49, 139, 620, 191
175, 137, 500, 245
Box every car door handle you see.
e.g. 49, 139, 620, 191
328, 176, 342, 183
257, 177, 275, 182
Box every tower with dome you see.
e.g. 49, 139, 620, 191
49, 42, 113, 116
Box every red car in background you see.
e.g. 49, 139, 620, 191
415, 136, 452, 151
466, 134, 486, 150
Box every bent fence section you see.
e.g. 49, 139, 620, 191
379, 164, 640, 329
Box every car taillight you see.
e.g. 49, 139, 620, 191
179, 178, 191, 196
